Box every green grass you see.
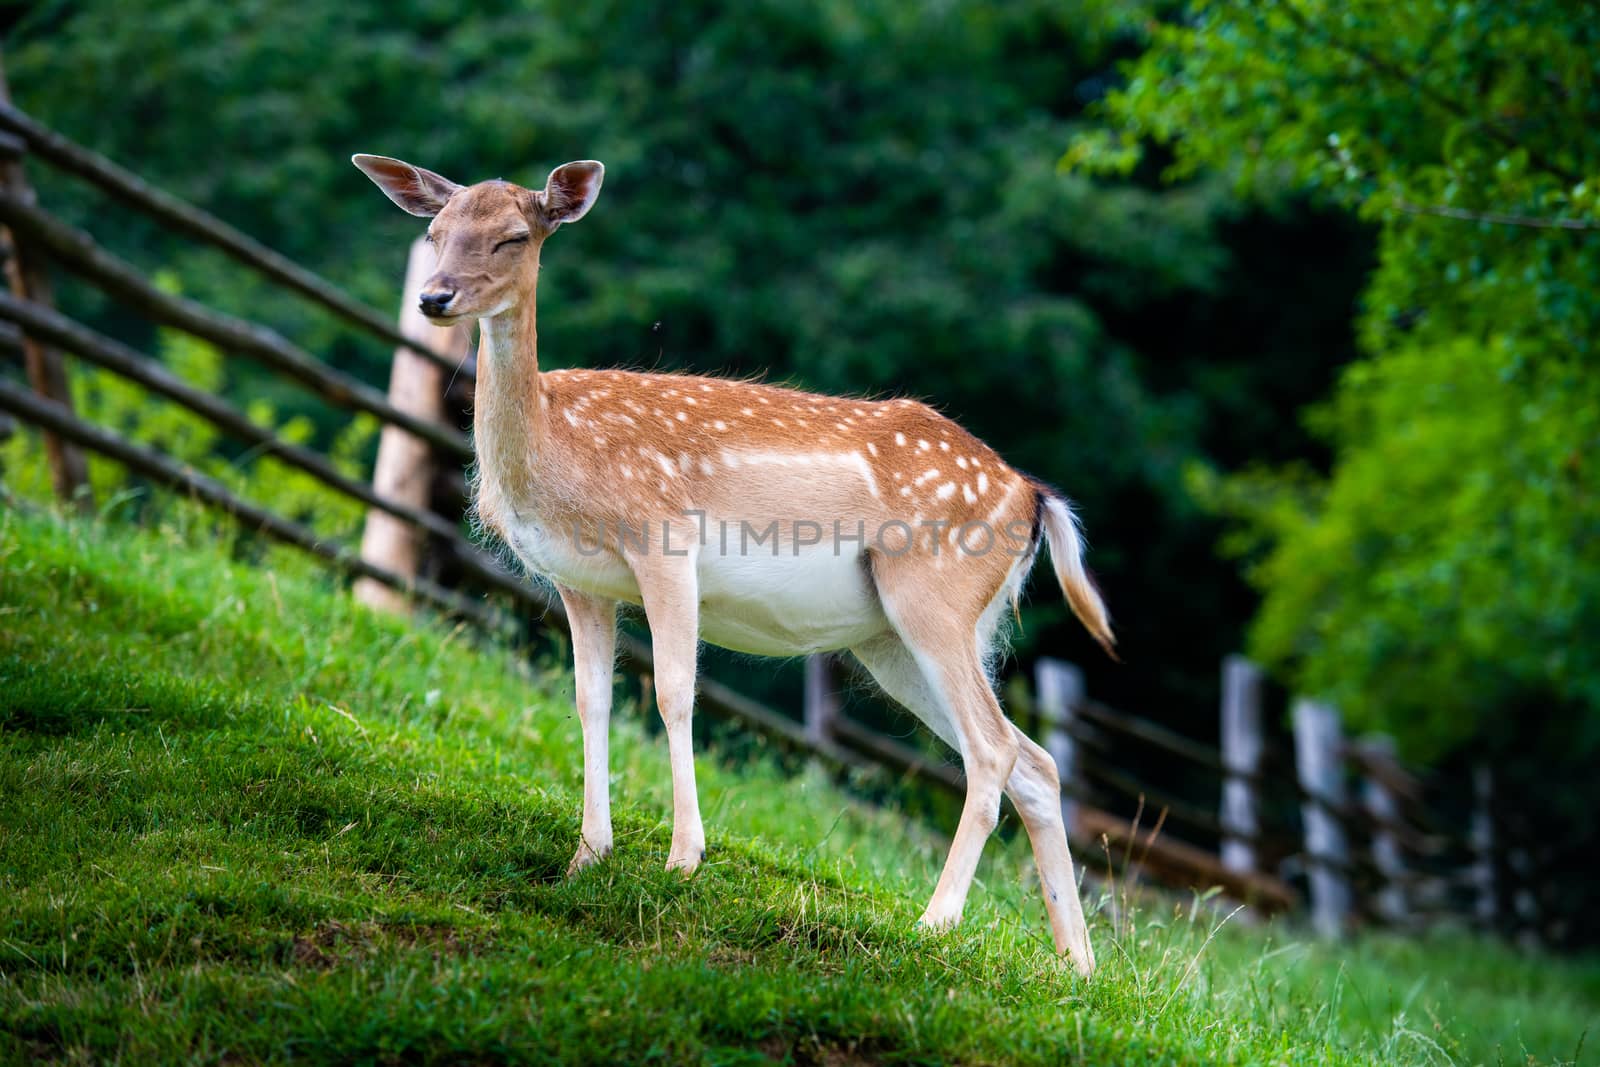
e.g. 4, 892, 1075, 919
1, 504, 1597, 1065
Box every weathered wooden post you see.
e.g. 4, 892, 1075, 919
1471, 764, 1497, 929
1293, 698, 1351, 937
1219, 655, 1264, 876
354, 235, 471, 613
802, 654, 840, 746
1036, 658, 1085, 835
0, 53, 90, 511
1357, 736, 1410, 925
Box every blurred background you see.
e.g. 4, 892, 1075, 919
3, 1, 1595, 941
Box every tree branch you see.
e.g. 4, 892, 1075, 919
1272, 0, 1583, 187
1392, 201, 1600, 231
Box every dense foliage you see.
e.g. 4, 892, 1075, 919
1080, 0, 1600, 935
4, 0, 1369, 720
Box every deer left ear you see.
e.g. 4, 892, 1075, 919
540, 161, 604, 226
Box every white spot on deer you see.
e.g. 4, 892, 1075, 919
899, 486, 913, 497
677, 411, 689, 422
850, 451, 881, 499
836, 423, 848, 431
742, 407, 754, 417
773, 419, 786, 428
962, 484, 977, 504
757, 396, 770, 405
723, 452, 742, 469
621, 465, 633, 479
679, 453, 692, 472
895, 433, 907, 446
939, 441, 951, 452
685, 396, 698, 406
701, 384, 712, 392
563, 410, 579, 426
714, 420, 728, 431
956, 456, 969, 470
853, 408, 866, 417
657, 455, 676, 477
977, 472, 989, 494
917, 440, 931, 451
700, 459, 714, 476
936, 482, 957, 501
914, 468, 941, 487
866, 442, 878, 457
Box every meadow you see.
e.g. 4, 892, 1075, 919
2, 503, 1596, 1065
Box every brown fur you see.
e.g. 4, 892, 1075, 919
353, 154, 1111, 977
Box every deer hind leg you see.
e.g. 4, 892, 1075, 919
557, 585, 619, 875
631, 551, 706, 874
1008, 731, 1096, 976
851, 595, 1018, 933
852, 635, 1096, 976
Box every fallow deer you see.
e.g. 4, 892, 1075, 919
354, 153, 1114, 977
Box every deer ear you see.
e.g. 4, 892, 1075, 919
351, 154, 462, 218
540, 161, 604, 226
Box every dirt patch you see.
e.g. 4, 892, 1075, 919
286, 919, 474, 970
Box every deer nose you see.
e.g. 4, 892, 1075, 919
418, 289, 456, 316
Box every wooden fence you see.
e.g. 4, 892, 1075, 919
0, 97, 1498, 936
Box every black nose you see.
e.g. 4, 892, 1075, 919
418, 290, 455, 316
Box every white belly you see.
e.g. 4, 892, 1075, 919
501, 513, 888, 656
697, 541, 886, 656
502, 515, 642, 604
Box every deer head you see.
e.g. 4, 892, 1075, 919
352, 154, 604, 325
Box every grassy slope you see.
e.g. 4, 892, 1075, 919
1, 506, 1596, 1065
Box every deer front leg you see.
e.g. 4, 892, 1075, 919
558, 585, 618, 876
633, 550, 706, 873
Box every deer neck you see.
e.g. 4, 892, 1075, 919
474, 265, 545, 513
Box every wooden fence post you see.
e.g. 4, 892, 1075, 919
1219, 655, 1263, 876
1293, 698, 1351, 937
1357, 736, 1410, 924
0, 52, 90, 511
354, 235, 470, 613
803, 654, 840, 745
1471, 764, 1497, 929
1036, 658, 1085, 835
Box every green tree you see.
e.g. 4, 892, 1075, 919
1081, 0, 1600, 934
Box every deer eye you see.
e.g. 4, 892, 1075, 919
424, 232, 435, 244
494, 234, 530, 252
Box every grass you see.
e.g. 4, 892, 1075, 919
1, 502, 1597, 1065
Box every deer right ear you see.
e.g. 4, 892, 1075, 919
351, 154, 462, 218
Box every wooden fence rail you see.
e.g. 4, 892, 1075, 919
0, 290, 462, 542
0, 188, 472, 461
0, 101, 466, 377
0, 376, 490, 622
